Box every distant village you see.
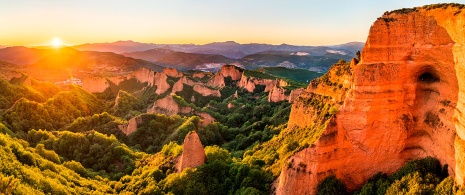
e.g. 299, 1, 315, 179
55, 77, 82, 86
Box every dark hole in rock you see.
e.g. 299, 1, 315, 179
419, 72, 439, 83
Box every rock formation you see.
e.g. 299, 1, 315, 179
163, 67, 183, 78
193, 85, 221, 97
197, 112, 215, 126
81, 67, 158, 93
220, 65, 243, 81
193, 72, 209, 79
117, 116, 143, 135
288, 88, 304, 103
276, 4, 465, 194
81, 76, 110, 93
154, 72, 170, 95
132, 67, 156, 86
268, 86, 288, 102
238, 74, 278, 93
177, 131, 206, 172
171, 79, 185, 94
268, 86, 304, 103
147, 95, 193, 116
207, 72, 225, 88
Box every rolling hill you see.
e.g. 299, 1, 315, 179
122, 48, 235, 70
0, 46, 165, 82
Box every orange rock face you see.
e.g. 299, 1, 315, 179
288, 88, 304, 103
118, 116, 143, 135
268, 86, 288, 102
154, 72, 170, 95
276, 5, 465, 195
81, 76, 110, 93
171, 78, 184, 94
82, 67, 157, 93
163, 67, 183, 78
207, 72, 225, 88
238, 74, 278, 93
132, 67, 156, 86
177, 131, 206, 172
220, 65, 243, 81
268, 86, 304, 103
148, 95, 193, 116
197, 112, 215, 126
193, 85, 221, 97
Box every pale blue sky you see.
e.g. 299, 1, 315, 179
0, 0, 463, 46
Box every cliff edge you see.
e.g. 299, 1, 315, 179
276, 4, 465, 194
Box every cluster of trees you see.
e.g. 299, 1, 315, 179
3, 85, 103, 133
317, 157, 460, 195
113, 90, 144, 119
116, 144, 273, 194
0, 125, 113, 194
26, 129, 144, 180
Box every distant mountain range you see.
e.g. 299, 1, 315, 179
0, 41, 364, 80
96, 40, 363, 72
72, 40, 364, 59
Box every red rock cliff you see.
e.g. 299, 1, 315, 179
276, 5, 465, 194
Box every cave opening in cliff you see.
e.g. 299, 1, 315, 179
418, 72, 439, 83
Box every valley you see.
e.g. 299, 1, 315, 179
0, 2, 465, 195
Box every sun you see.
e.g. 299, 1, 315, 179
51, 37, 63, 48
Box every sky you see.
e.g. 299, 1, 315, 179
1, 0, 463, 46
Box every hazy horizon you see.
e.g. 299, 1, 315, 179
1, 0, 462, 46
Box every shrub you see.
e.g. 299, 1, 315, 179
317, 175, 347, 195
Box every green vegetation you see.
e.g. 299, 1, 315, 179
243, 70, 278, 80
0, 125, 114, 194
317, 175, 348, 195
3, 85, 103, 133
241, 53, 351, 73
258, 67, 323, 83
1, 59, 464, 195
353, 157, 453, 195
113, 90, 144, 119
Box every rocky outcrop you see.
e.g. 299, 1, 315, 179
220, 65, 243, 81
118, 116, 143, 135
81, 76, 110, 93
147, 95, 193, 116
132, 67, 155, 86
207, 72, 225, 88
154, 72, 170, 95
171, 79, 184, 94
288, 88, 304, 103
276, 5, 465, 194
81, 67, 157, 93
268, 87, 287, 102
193, 85, 221, 97
197, 112, 215, 126
172, 76, 205, 94
192, 72, 208, 79
163, 68, 183, 78
177, 131, 206, 172
238, 74, 278, 93
268, 86, 304, 103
